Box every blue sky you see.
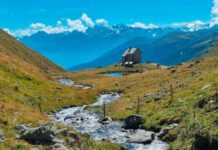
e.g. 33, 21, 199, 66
0, 0, 216, 37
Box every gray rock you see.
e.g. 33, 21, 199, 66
154, 95, 163, 101
127, 130, 155, 144
15, 124, 31, 133
52, 143, 69, 150
144, 94, 152, 98
201, 84, 211, 90
100, 117, 112, 125
124, 114, 144, 129
0, 131, 5, 142
20, 125, 55, 144
68, 131, 80, 140
64, 115, 74, 121
55, 128, 68, 136
157, 123, 179, 139
52, 138, 65, 144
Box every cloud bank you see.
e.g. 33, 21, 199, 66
4, 1, 218, 38
5, 13, 109, 37
130, 22, 158, 29
212, 0, 218, 15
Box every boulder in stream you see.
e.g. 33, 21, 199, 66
124, 114, 144, 129
100, 117, 112, 125
64, 115, 74, 121
127, 129, 155, 144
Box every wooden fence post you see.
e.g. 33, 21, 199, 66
103, 100, 106, 118
38, 103, 43, 115
169, 84, 174, 105
215, 86, 218, 103
136, 97, 140, 114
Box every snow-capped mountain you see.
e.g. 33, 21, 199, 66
20, 24, 174, 68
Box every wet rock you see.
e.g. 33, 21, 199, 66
68, 131, 80, 140
52, 143, 69, 150
55, 128, 68, 136
15, 124, 31, 133
157, 123, 179, 139
102, 138, 110, 142
124, 114, 144, 129
100, 117, 112, 125
19, 125, 55, 144
127, 130, 155, 144
64, 115, 74, 121
0, 131, 5, 142
52, 138, 65, 144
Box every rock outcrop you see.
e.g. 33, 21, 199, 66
124, 114, 144, 129
19, 124, 56, 144
157, 123, 179, 139
100, 117, 112, 125
127, 129, 155, 144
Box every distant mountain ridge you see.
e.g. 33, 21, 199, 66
20, 24, 218, 71
69, 26, 218, 70
20, 24, 177, 68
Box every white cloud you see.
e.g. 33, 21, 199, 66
81, 13, 95, 27
210, 17, 218, 27
211, 0, 218, 27
130, 22, 158, 29
212, 0, 218, 15
171, 20, 207, 31
30, 23, 46, 29
95, 19, 109, 26
66, 19, 87, 32
57, 20, 62, 26
3, 13, 101, 37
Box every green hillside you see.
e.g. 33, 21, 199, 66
0, 30, 120, 149
70, 57, 218, 150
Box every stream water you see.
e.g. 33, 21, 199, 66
105, 73, 123, 77
58, 78, 92, 89
51, 93, 168, 150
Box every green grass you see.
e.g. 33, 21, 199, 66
0, 30, 123, 149
69, 57, 218, 149
3, 28, 218, 149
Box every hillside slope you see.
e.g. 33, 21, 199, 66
70, 56, 218, 149
20, 25, 173, 68
0, 30, 64, 74
0, 30, 120, 149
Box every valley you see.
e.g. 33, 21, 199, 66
1, 28, 218, 150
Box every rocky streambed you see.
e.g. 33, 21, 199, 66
51, 93, 168, 150
58, 78, 92, 89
